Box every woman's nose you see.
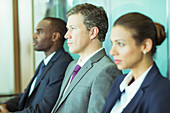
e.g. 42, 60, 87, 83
110, 45, 117, 56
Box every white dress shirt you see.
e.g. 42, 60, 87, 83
111, 65, 153, 113
28, 52, 56, 96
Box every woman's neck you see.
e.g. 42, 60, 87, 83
131, 56, 153, 80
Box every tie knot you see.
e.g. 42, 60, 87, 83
73, 65, 81, 72
70, 65, 81, 83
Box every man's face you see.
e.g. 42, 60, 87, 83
33, 20, 53, 52
65, 14, 91, 56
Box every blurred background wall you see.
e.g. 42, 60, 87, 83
0, 0, 169, 94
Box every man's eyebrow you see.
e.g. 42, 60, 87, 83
36, 28, 43, 31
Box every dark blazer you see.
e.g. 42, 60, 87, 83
102, 63, 170, 113
5, 47, 73, 113
51, 49, 122, 113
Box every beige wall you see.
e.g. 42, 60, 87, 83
0, 0, 34, 93
0, 0, 14, 94
18, 0, 34, 92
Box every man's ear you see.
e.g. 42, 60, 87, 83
52, 32, 61, 42
89, 27, 99, 40
141, 38, 153, 54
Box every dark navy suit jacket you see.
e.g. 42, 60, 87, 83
102, 63, 170, 113
5, 47, 72, 113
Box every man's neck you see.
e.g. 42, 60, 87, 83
79, 43, 102, 60
78, 47, 103, 67
44, 47, 61, 57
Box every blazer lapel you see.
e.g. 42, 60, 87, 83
34, 62, 51, 88
52, 62, 77, 111
123, 62, 160, 113
29, 48, 64, 96
104, 88, 122, 113
57, 49, 106, 109
57, 60, 93, 110
103, 75, 125, 113
62, 60, 92, 99
58, 62, 77, 97
123, 89, 144, 113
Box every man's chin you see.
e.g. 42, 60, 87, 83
34, 48, 42, 51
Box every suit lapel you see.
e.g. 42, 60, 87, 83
62, 60, 92, 100
57, 58, 93, 109
57, 49, 106, 109
123, 89, 144, 113
58, 62, 77, 97
122, 62, 160, 113
34, 62, 52, 88
103, 75, 124, 113
29, 48, 64, 97
52, 62, 76, 111
105, 88, 121, 113
103, 75, 144, 113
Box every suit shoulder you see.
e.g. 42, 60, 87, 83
96, 55, 115, 66
60, 51, 73, 61
96, 55, 121, 73
150, 74, 170, 93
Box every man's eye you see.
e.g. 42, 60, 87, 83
118, 42, 124, 47
38, 31, 42, 34
36, 30, 43, 35
71, 27, 76, 30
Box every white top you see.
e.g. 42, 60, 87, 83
28, 52, 56, 96
111, 65, 153, 113
63, 48, 103, 94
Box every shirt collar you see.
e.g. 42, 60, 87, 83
43, 52, 56, 65
120, 65, 153, 92
77, 48, 103, 67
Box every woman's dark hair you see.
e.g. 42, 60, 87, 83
114, 12, 166, 55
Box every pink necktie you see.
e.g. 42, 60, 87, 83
70, 65, 81, 82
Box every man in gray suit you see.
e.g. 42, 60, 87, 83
51, 3, 122, 113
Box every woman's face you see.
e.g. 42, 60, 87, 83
110, 25, 144, 70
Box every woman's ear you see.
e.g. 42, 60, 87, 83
89, 27, 99, 40
142, 38, 153, 54
52, 32, 61, 42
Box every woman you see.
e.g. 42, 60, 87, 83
102, 12, 170, 113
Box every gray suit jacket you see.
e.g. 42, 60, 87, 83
51, 49, 122, 113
